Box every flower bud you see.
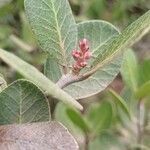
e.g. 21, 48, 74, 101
79, 61, 87, 67
79, 39, 89, 53
72, 50, 81, 60
73, 63, 82, 70
72, 39, 91, 73
84, 51, 92, 60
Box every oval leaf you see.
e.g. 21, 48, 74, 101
64, 20, 121, 99
0, 121, 79, 150
25, 0, 77, 71
0, 80, 50, 125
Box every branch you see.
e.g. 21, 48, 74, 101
56, 73, 84, 89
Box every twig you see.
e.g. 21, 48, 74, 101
9, 35, 35, 52
56, 73, 84, 89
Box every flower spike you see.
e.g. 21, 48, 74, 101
72, 38, 91, 74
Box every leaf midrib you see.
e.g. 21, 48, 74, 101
50, 0, 67, 67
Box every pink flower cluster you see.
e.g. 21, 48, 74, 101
72, 39, 91, 72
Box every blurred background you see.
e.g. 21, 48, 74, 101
0, 0, 150, 149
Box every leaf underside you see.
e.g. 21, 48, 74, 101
0, 80, 50, 125
0, 121, 79, 150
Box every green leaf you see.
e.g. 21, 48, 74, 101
91, 10, 150, 74
64, 20, 121, 99
89, 132, 126, 150
55, 102, 84, 137
139, 59, 150, 85
66, 108, 90, 133
121, 49, 139, 92
109, 89, 131, 119
44, 55, 62, 83
0, 49, 83, 110
136, 81, 150, 99
25, 0, 77, 70
0, 74, 7, 92
86, 101, 113, 136
0, 79, 50, 125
